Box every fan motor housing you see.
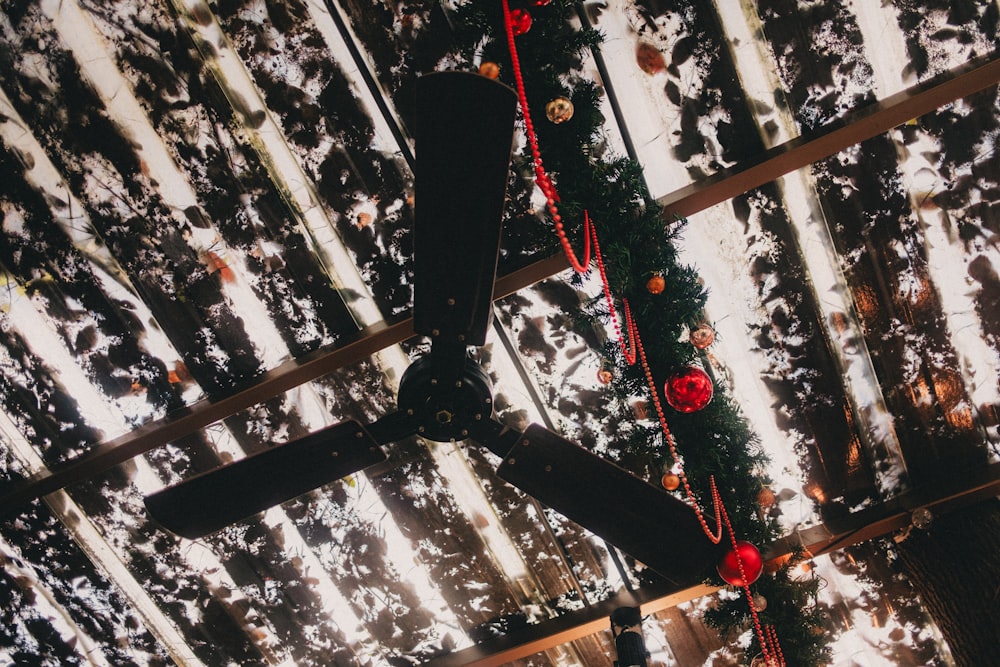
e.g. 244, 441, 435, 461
397, 355, 494, 442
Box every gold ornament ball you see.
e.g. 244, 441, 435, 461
661, 473, 680, 491
479, 61, 500, 79
752, 594, 767, 611
757, 486, 776, 508
597, 368, 613, 385
646, 274, 666, 294
690, 323, 715, 349
545, 97, 574, 124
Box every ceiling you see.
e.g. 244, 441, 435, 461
1, 0, 999, 665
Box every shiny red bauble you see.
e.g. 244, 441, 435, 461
663, 366, 713, 412
717, 540, 764, 587
509, 9, 532, 35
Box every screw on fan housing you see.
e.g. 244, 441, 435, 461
397, 355, 494, 442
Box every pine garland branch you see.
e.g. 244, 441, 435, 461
444, 2, 833, 664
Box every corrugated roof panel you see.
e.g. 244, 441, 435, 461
2, 0, 998, 664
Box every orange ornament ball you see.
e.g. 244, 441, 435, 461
660, 473, 680, 491
545, 97, 574, 124
636, 42, 667, 75
646, 275, 665, 294
757, 486, 776, 508
479, 61, 500, 79
597, 369, 613, 385
689, 323, 715, 349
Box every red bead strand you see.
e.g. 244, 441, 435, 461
714, 482, 773, 665
590, 218, 637, 365
766, 625, 786, 667
635, 333, 723, 543
500, 4, 785, 661
501, 0, 591, 272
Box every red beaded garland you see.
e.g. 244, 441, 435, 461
499, 3, 782, 656
663, 366, 713, 413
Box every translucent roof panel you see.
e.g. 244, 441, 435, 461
2, 0, 999, 665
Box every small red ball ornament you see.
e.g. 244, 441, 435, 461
660, 473, 680, 491
663, 366, 713, 412
509, 8, 532, 36
646, 274, 665, 294
689, 323, 715, 349
717, 540, 764, 587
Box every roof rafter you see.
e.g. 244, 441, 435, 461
3, 53, 998, 515
425, 462, 1000, 666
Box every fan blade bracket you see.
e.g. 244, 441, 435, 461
144, 420, 387, 539
496, 424, 723, 586
413, 71, 518, 347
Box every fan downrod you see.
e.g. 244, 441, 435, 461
397, 355, 494, 442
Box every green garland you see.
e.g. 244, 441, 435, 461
447, 1, 832, 664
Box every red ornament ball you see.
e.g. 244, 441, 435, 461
509, 8, 532, 36
663, 366, 713, 412
646, 274, 666, 294
717, 540, 764, 587
689, 323, 715, 349
660, 473, 680, 491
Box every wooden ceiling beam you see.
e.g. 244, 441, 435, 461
0, 258, 568, 513
3, 54, 998, 513
659, 51, 1000, 218
424, 462, 1000, 666
423, 582, 720, 667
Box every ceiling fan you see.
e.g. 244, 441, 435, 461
144, 71, 721, 587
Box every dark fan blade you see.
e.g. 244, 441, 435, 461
495, 424, 725, 586
145, 418, 401, 539
413, 71, 517, 347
